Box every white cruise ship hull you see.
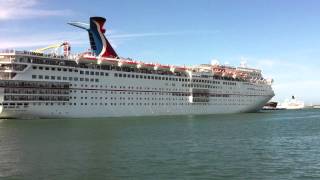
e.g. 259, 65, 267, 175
0, 95, 271, 119
0, 57, 274, 119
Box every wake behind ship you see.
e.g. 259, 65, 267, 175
0, 17, 274, 118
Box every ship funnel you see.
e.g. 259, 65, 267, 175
68, 17, 118, 58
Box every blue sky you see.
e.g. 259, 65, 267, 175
1, 0, 320, 104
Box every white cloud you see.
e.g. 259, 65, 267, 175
0, 0, 72, 20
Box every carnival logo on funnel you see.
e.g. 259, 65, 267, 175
69, 17, 118, 58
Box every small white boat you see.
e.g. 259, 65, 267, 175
277, 96, 305, 110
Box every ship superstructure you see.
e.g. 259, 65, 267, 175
0, 17, 274, 118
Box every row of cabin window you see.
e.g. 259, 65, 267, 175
191, 78, 237, 85
0, 80, 68, 88
183, 84, 222, 89
247, 87, 266, 92
68, 94, 234, 100
32, 75, 99, 82
75, 90, 188, 96
69, 84, 184, 92
114, 73, 190, 82
33, 66, 78, 72
28, 102, 193, 106
33, 66, 109, 76
70, 90, 190, 98
4, 95, 69, 101
83, 102, 189, 106
3, 102, 250, 108
26, 102, 193, 106
79, 70, 109, 76
71, 96, 187, 100
192, 79, 221, 84
4, 99, 252, 107
222, 81, 237, 86
37, 102, 184, 106
113, 72, 236, 86
4, 88, 68, 94
0, 102, 28, 106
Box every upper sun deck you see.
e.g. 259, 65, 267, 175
0, 49, 76, 61
0, 49, 272, 85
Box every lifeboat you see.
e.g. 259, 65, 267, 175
153, 64, 159, 70
225, 69, 235, 78
174, 66, 189, 73
120, 60, 142, 68
76, 52, 97, 64
238, 72, 248, 80
232, 70, 242, 79
212, 66, 224, 76
98, 57, 118, 65
157, 64, 170, 71
142, 62, 156, 70
232, 72, 237, 79
170, 66, 175, 73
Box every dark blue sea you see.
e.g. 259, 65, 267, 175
1, 109, 320, 179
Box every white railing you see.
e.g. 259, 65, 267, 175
0, 49, 79, 61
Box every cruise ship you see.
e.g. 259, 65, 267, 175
0, 17, 274, 118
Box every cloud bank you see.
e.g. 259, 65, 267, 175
0, 0, 72, 20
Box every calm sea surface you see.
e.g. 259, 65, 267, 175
1, 109, 320, 179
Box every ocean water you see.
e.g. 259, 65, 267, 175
1, 109, 320, 179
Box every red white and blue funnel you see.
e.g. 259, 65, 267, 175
69, 17, 118, 58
